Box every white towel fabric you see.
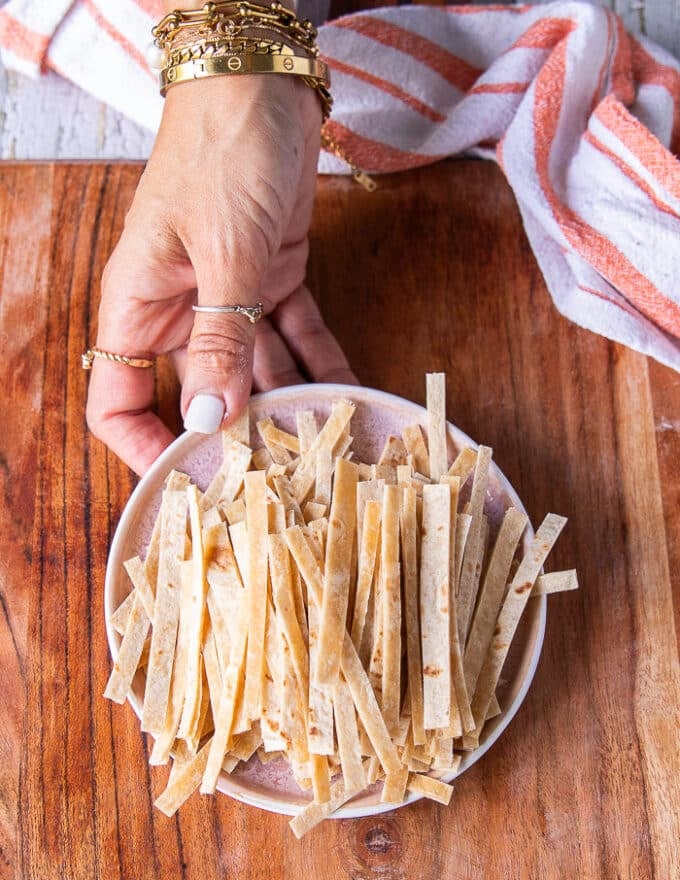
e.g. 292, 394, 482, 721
2, 0, 679, 370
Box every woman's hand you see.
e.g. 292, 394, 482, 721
86, 74, 356, 476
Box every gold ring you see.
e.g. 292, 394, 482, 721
81, 348, 155, 370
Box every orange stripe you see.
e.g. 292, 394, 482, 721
534, 43, 680, 338
332, 15, 481, 92
469, 82, 528, 95
610, 13, 634, 104
321, 120, 439, 173
512, 17, 574, 51
83, 0, 153, 76
325, 58, 445, 123
584, 130, 678, 220
630, 37, 680, 155
595, 95, 680, 202
0, 11, 50, 67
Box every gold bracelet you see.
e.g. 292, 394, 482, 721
160, 54, 331, 115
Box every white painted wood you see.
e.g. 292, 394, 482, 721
0, 0, 676, 161
0, 63, 154, 160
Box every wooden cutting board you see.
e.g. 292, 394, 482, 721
0, 161, 678, 879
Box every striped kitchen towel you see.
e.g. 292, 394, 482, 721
1, 0, 679, 370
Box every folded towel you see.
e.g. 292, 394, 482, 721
2, 0, 679, 370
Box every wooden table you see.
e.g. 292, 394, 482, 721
1, 161, 679, 879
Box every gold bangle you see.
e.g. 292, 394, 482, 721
160, 52, 330, 93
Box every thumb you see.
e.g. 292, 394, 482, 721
181, 304, 261, 434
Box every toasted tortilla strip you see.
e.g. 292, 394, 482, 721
243, 470, 269, 722
307, 582, 335, 755
110, 589, 136, 635
303, 501, 327, 523
259, 419, 300, 455
269, 534, 309, 699
419, 483, 451, 730
316, 458, 358, 687
217, 441, 252, 507
532, 569, 579, 596
464, 507, 528, 695
315, 446, 333, 507
257, 417, 292, 465
150, 559, 194, 764
289, 772, 362, 839
333, 674, 366, 794
296, 410, 317, 454
378, 435, 408, 468
402, 425, 429, 478
447, 447, 477, 484
201, 583, 249, 792
142, 489, 188, 734
273, 474, 305, 527
440, 476, 467, 738
104, 591, 150, 703
311, 754, 331, 804
284, 526, 400, 774
380, 484, 401, 734
426, 373, 448, 481
456, 446, 492, 646
290, 399, 355, 502
400, 487, 425, 745
222, 408, 250, 446
407, 773, 453, 806
350, 499, 381, 650
381, 766, 409, 804
261, 603, 286, 751
470, 514, 567, 729
178, 486, 208, 741
122, 557, 155, 621
155, 739, 212, 817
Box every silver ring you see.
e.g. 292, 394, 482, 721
192, 302, 264, 324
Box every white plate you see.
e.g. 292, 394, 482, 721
105, 384, 546, 818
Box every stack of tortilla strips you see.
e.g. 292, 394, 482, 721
104, 373, 577, 838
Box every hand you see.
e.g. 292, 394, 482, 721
86, 74, 357, 476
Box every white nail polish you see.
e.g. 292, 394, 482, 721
184, 394, 225, 434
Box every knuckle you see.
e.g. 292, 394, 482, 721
188, 327, 252, 376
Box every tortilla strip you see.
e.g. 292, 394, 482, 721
333, 674, 366, 794
122, 557, 155, 621
316, 458, 358, 687
401, 424, 429, 479
380, 484, 402, 734
142, 489, 188, 734
243, 470, 269, 722
178, 485, 208, 741
257, 417, 292, 465
400, 487, 426, 745
217, 441, 252, 507
407, 773, 453, 806
315, 446, 333, 507
456, 446, 492, 646
464, 507, 528, 695
350, 499, 381, 651
532, 569, 579, 596
470, 514, 567, 730
110, 589, 135, 635
154, 739, 212, 817
104, 591, 150, 704
420, 483, 451, 730
447, 447, 477, 484
378, 435, 408, 468
290, 399, 355, 502
296, 410, 317, 454
426, 373, 448, 481
381, 766, 409, 804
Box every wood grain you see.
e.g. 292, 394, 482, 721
0, 160, 678, 879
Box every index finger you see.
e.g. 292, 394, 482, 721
86, 360, 175, 476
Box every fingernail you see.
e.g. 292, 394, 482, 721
184, 394, 225, 433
